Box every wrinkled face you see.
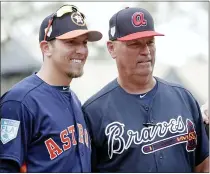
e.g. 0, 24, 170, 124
47, 35, 88, 78
107, 37, 156, 78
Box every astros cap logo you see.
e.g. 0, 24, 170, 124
71, 12, 86, 26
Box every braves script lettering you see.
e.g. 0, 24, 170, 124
105, 116, 195, 159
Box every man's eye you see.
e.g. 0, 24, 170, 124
147, 40, 154, 45
127, 42, 138, 46
65, 41, 73, 45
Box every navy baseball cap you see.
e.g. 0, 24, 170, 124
39, 5, 102, 42
108, 7, 164, 41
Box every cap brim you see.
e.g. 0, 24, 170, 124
56, 30, 102, 42
117, 31, 164, 41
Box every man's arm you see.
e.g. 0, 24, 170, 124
0, 159, 20, 172
195, 156, 209, 173
193, 100, 209, 172
82, 108, 100, 172
0, 100, 32, 173
201, 101, 209, 138
201, 101, 209, 124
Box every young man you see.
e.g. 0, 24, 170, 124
82, 7, 209, 172
0, 4, 102, 172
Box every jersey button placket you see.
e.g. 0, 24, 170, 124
144, 105, 149, 112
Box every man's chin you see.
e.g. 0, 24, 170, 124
67, 71, 84, 78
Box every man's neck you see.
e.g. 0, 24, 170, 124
36, 64, 72, 86
117, 74, 156, 94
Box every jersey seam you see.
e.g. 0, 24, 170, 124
156, 77, 200, 127
0, 100, 37, 118
156, 77, 195, 99
1, 80, 44, 107
22, 81, 44, 101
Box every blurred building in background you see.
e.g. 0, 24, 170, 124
1, 2, 208, 105
1, 37, 41, 94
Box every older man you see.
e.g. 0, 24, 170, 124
82, 7, 209, 173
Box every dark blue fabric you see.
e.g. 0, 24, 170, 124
0, 74, 91, 172
0, 159, 19, 172
82, 77, 209, 172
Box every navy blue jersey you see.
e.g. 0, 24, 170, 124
82, 77, 209, 172
0, 74, 91, 172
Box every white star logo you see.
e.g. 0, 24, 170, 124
71, 12, 85, 26
73, 15, 84, 24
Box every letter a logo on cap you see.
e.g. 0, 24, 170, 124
132, 12, 147, 27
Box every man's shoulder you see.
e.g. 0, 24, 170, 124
156, 76, 184, 88
157, 77, 190, 92
156, 76, 196, 101
83, 78, 119, 109
1, 74, 43, 104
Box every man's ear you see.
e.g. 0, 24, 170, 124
107, 41, 117, 59
40, 41, 52, 57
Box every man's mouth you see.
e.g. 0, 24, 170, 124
137, 60, 151, 65
71, 59, 82, 63
138, 60, 151, 63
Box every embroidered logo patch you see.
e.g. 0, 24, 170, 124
71, 12, 85, 26
132, 12, 147, 27
110, 26, 116, 37
1, 119, 20, 144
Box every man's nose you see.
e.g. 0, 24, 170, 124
76, 44, 88, 54
140, 44, 150, 56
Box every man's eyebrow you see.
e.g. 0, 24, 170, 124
126, 40, 140, 44
63, 39, 74, 42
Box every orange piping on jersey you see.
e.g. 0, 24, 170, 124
20, 163, 27, 173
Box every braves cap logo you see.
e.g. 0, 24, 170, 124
132, 12, 147, 27
71, 12, 86, 26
